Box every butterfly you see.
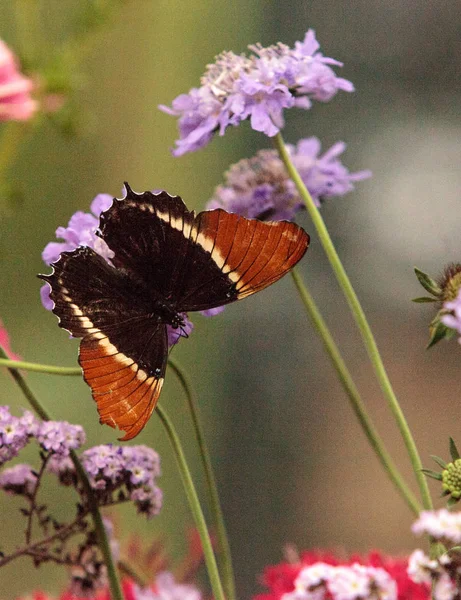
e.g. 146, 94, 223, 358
39, 184, 310, 440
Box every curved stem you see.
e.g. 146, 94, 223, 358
274, 132, 432, 511
0, 357, 81, 375
0, 516, 81, 568
155, 404, 226, 600
0, 346, 124, 600
168, 357, 236, 600
291, 268, 421, 514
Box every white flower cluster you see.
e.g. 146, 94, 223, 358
407, 549, 459, 600
282, 562, 397, 600
412, 509, 461, 544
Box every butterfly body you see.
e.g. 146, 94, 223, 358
40, 184, 309, 440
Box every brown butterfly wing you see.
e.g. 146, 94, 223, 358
98, 186, 310, 312
176, 209, 310, 311
39, 247, 168, 441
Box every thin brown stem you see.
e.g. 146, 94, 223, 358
0, 516, 84, 568
25, 454, 50, 544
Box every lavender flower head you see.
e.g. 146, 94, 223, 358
160, 30, 354, 156
0, 463, 37, 495
40, 193, 114, 310
79, 444, 163, 518
36, 420, 85, 455
40, 192, 195, 342
207, 138, 371, 221
442, 288, 461, 341
0, 406, 38, 466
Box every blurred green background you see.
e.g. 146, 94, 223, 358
1, 1, 461, 598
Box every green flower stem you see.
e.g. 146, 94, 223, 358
155, 404, 226, 600
0, 357, 81, 375
70, 448, 124, 600
118, 560, 149, 588
0, 347, 124, 600
168, 358, 236, 600
274, 132, 433, 511
291, 268, 421, 515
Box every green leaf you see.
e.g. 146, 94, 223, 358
414, 267, 442, 297
446, 328, 456, 340
412, 296, 438, 303
447, 496, 459, 507
421, 468, 443, 481
431, 455, 447, 469
427, 321, 450, 349
450, 438, 460, 461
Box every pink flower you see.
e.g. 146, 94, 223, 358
0, 318, 21, 361
0, 39, 37, 122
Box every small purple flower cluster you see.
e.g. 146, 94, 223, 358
0, 406, 38, 465
78, 444, 162, 518
0, 463, 37, 495
283, 562, 397, 600
36, 420, 85, 456
207, 138, 371, 221
0, 406, 163, 518
0, 406, 85, 467
160, 30, 353, 156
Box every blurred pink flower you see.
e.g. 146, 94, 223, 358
0, 39, 37, 122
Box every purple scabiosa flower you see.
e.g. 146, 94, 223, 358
36, 420, 85, 455
0, 406, 37, 465
40, 193, 114, 310
207, 138, 371, 221
0, 463, 37, 495
441, 288, 461, 340
0, 39, 37, 122
160, 30, 354, 156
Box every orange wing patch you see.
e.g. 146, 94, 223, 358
196, 210, 309, 298
79, 336, 164, 441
